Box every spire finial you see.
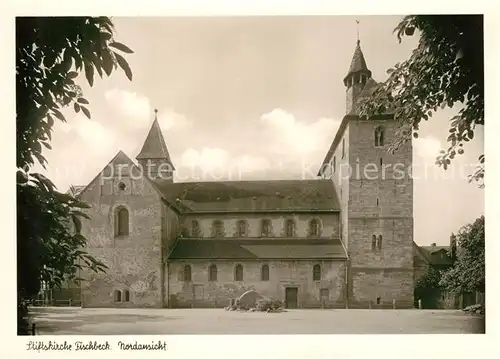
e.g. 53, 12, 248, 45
356, 19, 360, 44
154, 108, 158, 120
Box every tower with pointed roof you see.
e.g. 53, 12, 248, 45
136, 109, 176, 181
319, 33, 414, 308
344, 39, 373, 114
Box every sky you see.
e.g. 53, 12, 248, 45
34, 15, 484, 246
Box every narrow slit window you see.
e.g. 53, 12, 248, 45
261, 264, 269, 281
235, 264, 243, 281
313, 264, 321, 281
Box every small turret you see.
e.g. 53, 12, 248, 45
136, 109, 175, 181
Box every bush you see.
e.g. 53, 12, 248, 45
255, 298, 284, 312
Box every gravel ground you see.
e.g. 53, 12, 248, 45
29, 307, 485, 335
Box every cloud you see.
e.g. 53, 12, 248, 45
105, 88, 151, 129
175, 147, 271, 181
158, 109, 193, 131
414, 136, 442, 159
260, 108, 340, 156
105, 88, 193, 132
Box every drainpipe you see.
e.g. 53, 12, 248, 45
344, 259, 349, 309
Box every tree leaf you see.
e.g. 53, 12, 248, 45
84, 62, 94, 87
113, 52, 133, 81
109, 41, 134, 54
74, 102, 81, 113
77, 97, 89, 104
52, 108, 66, 122
101, 50, 114, 76
68, 71, 78, 79
81, 106, 91, 119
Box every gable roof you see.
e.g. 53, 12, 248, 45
169, 239, 348, 260
136, 119, 174, 167
151, 179, 340, 213
414, 243, 454, 267
76, 150, 138, 199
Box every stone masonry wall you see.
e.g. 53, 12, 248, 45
167, 260, 347, 308
347, 118, 414, 308
79, 160, 167, 308
181, 213, 340, 239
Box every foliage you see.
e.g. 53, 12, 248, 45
440, 216, 485, 294
255, 298, 284, 312
358, 15, 484, 187
16, 16, 133, 334
414, 266, 443, 309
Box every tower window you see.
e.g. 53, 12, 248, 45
376, 198, 379, 206
377, 235, 383, 250
234, 264, 243, 281
375, 126, 385, 147
313, 264, 321, 281
115, 207, 129, 237
372, 235, 377, 251
380, 158, 383, 166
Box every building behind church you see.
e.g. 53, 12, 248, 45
71, 39, 419, 309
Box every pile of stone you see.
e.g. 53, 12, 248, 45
224, 290, 286, 313
463, 304, 485, 316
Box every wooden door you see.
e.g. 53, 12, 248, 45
285, 287, 298, 309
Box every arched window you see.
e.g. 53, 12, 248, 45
285, 219, 295, 237
261, 264, 270, 281
377, 235, 383, 250
261, 219, 271, 237
213, 220, 224, 237
372, 235, 377, 250
309, 218, 320, 237
113, 289, 121, 302
183, 264, 192, 281
235, 264, 243, 281
123, 290, 130, 302
237, 220, 247, 237
191, 220, 201, 237
209, 264, 218, 282
375, 126, 385, 147
115, 207, 129, 236
313, 264, 321, 281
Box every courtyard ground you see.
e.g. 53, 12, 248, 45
29, 307, 485, 335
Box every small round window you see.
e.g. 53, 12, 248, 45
118, 182, 126, 191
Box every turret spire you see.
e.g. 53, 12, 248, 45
136, 109, 176, 181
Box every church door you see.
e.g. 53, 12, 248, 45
285, 287, 298, 309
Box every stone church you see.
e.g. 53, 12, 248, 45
75, 39, 415, 309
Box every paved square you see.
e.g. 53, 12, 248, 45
30, 307, 485, 334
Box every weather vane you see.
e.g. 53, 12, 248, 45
356, 19, 360, 43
